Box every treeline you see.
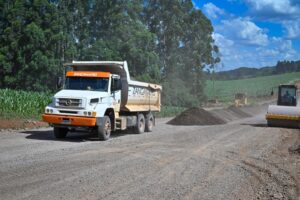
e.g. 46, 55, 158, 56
275, 60, 300, 74
0, 0, 218, 107
213, 60, 300, 81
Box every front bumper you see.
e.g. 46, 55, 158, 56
42, 114, 96, 127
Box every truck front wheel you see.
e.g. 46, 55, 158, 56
145, 113, 154, 132
54, 127, 68, 139
135, 113, 145, 134
97, 116, 111, 141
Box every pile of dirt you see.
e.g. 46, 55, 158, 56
0, 117, 48, 130
167, 107, 226, 126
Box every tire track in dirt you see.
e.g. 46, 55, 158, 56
223, 148, 299, 200
241, 160, 298, 200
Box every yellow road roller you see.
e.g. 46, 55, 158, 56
266, 83, 300, 128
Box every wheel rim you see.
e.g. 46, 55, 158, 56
148, 117, 153, 129
104, 120, 111, 136
139, 118, 145, 130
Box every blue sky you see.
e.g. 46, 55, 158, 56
193, 0, 300, 71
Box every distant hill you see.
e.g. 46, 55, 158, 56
213, 60, 300, 80
205, 72, 300, 103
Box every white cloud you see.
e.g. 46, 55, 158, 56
218, 17, 268, 46
247, 0, 297, 13
259, 49, 280, 57
283, 21, 300, 39
246, 0, 300, 19
203, 3, 225, 19
271, 37, 296, 58
212, 33, 234, 59
215, 34, 298, 69
198, 0, 300, 69
244, 0, 300, 39
213, 33, 234, 48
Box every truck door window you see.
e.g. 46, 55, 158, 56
111, 78, 121, 91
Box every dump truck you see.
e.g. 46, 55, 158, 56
266, 83, 300, 128
42, 61, 162, 140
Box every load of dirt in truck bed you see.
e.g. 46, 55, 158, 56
167, 107, 226, 126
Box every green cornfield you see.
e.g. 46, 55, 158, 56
205, 72, 300, 103
0, 88, 184, 119
0, 89, 52, 119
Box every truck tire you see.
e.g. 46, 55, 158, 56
145, 112, 154, 132
54, 127, 68, 139
97, 116, 111, 141
135, 113, 145, 134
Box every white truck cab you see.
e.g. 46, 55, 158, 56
43, 61, 161, 140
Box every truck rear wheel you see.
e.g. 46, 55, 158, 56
97, 116, 111, 141
54, 127, 68, 139
135, 113, 145, 134
145, 113, 154, 132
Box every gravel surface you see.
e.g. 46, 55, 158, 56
0, 111, 299, 200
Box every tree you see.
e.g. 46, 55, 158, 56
0, 0, 67, 91
82, 0, 160, 80
143, 0, 217, 106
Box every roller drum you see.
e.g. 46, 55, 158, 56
266, 105, 300, 128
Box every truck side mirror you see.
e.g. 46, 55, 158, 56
56, 77, 63, 89
111, 79, 122, 92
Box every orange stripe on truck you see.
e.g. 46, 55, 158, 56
266, 113, 300, 121
66, 71, 110, 78
42, 114, 96, 126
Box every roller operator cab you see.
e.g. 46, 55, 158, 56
43, 61, 162, 140
266, 84, 300, 128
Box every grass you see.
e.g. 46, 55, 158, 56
205, 72, 300, 103
155, 106, 186, 118
0, 89, 52, 119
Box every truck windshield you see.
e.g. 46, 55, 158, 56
65, 77, 109, 91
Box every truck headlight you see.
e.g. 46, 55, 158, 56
90, 98, 99, 104
84, 111, 96, 116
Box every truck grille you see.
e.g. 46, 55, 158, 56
57, 98, 82, 108
59, 110, 78, 114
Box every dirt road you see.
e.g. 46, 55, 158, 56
0, 112, 299, 199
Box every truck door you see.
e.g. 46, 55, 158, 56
111, 77, 122, 112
